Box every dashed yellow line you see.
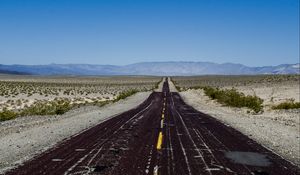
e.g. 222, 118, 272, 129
156, 97, 166, 151
156, 132, 163, 150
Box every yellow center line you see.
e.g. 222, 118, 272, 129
156, 131, 163, 150
156, 97, 166, 151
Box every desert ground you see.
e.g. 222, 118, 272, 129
0, 75, 299, 173
0, 75, 162, 172
0, 75, 161, 112
172, 75, 300, 166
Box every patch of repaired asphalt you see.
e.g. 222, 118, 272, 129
225, 151, 271, 167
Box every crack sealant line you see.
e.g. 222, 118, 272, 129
64, 101, 153, 175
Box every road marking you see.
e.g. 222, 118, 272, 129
175, 125, 192, 175
156, 132, 163, 150
167, 122, 175, 174
75, 149, 85, 152
169, 103, 191, 174
206, 168, 221, 171
174, 108, 212, 175
152, 97, 167, 174
64, 102, 154, 175
153, 165, 159, 175
145, 146, 153, 174
52, 159, 63, 162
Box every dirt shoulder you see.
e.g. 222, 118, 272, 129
179, 89, 300, 167
154, 77, 165, 92
168, 77, 178, 92
0, 91, 151, 173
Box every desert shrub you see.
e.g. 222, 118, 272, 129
113, 89, 139, 102
152, 80, 161, 90
203, 86, 264, 113
175, 85, 183, 92
272, 101, 300, 110
172, 75, 300, 89
0, 109, 18, 121
21, 99, 73, 116
93, 100, 111, 107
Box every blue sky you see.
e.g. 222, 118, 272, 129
0, 0, 299, 66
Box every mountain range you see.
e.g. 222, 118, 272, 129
0, 62, 299, 76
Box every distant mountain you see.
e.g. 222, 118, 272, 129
0, 62, 299, 76
0, 69, 31, 75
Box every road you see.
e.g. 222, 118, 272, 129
5, 79, 300, 175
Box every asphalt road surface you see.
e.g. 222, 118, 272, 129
5, 79, 300, 175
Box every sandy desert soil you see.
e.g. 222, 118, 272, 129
0, 75, 160, 111
154, 77, 165, 92
179, 88, 300, 166
234, 83, 300, 106
170, 75, 300, 166
0, 91, 151, 173
168, 77, 177, 92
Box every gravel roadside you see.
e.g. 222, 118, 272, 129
179, 89, 300, 167
0, 91, 151, 173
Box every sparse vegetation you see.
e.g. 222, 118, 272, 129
172, 75, 299, 89
20, 99, 73, 116
0, 76, 161, 112
172, 75, 299, 113
0, 109, 17, 121
0, 87, 143, 121
272, 100, 300, 110
152, 78, 163, 90
92, 100, 111, 107
0, 76, 162, 121
202, 86, 264, 113
113, 89, 139, 102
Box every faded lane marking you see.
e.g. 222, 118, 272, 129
153, 165, 159, 175
75, 149, 85, 152
52, 159, 63, 162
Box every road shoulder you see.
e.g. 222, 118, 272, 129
0, 91, 151, 173
179, 89, 300, 167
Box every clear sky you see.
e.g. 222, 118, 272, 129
0, 0, 299, 66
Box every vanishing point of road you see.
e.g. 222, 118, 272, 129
5, 79, 300, 175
